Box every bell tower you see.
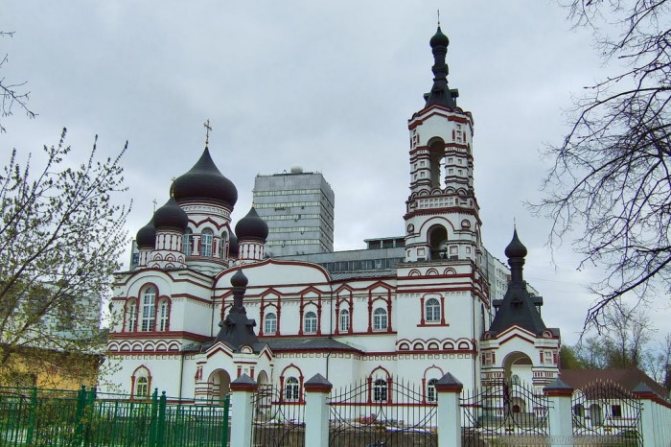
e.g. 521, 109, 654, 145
404, 24, 482, 265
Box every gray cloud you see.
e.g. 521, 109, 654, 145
2, 1, 668, 345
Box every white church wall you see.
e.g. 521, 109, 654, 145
103, 355, 183, 397
173, 298, 214, 335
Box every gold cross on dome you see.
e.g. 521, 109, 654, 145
204, 119, 212, 147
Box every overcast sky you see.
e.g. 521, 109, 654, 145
2, 1, 669, 346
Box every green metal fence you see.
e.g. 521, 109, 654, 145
0, 386, 230, 447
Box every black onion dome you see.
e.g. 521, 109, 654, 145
505, 229, 528, 259
172, 147, 238, 207
228, 233, 239, 257
430, 26, 449, 47
231, 269, 248, 288
153, 197, 189, 232
235, 207, 268, 241
136, 219, 156, 249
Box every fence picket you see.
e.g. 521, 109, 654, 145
0, 386, 230, 447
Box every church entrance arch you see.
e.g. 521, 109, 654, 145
207, 368, 231, 402
502, 351, 533, 384
428, 225, 448, 260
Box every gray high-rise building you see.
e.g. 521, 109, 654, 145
253, 167, 334, 257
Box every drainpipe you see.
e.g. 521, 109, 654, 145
326, 279, 334, 380
178, 351, 185, 401
326, 352, 332, 380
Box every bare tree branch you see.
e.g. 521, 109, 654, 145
535, 0, 671, 325
0, 31, 36, 133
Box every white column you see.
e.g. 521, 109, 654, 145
435, 372, 462, 447
544, 379, 574, 447
230, 374, 257, 447
633, 383, 658, 447
304, 374, 332, 447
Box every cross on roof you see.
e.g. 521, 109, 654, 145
204, 119, 212, 147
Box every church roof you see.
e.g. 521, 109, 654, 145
235, 207, 269, 242
135, 218, 156, 249
153, 197, 189, 232
560, 368, 669, 400
172, 146, 238, 208
487, 229, 548, 336
423, 25, 459, 109
260, 336, 362, 353
211, 269, 261, 352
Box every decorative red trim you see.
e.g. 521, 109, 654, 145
205, 345, 233, 359
399, 286, 475, 294
212, 258, 331, 284
440, 296, 446, 325
404, 207, 481, 225
110, 331, 210, 342
544, 388, 573, 397
417, 323, 450, 327
107, 351, 185, 356
420, 296, 425, 325
168, 293, 212, 305
230, 381, 257, 392
189, 217, 229, 231
434, 382, 463, 393
304, 382, 332, 393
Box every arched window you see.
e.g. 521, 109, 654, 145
425, 298, 440, 322
157, 300, 169, 331
373, 379, 387, 402
135, 376, 149, 398
183, 229, 192, 256
220, 232, 228, 258
140, 286, 157, 332
133, 366, 151, 399
201, 229, 213, 257
427, 378, 438, 403
304, 311, 317, 334
339, 309, 350, 332
285, 377, 300, 401
125, 299, 137, 332
373, 308, 387, 331
264, 312, 277, 335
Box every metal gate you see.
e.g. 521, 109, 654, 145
571, 380, 642, 446
460, 381, 550, 446
328, 377, 437, 447
251, 385, 305, 447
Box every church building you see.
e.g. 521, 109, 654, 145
104, 24, 561, 402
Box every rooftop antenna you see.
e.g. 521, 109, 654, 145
203, 119, 212, 147
152, 198, 157, 212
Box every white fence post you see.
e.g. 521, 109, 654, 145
304, 373, 332, 447
435, 372, 463, 447
230, 374, 257, 447
633, 382, 659, 447
543, 378, 574, 447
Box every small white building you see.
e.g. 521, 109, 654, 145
103, 25, 559, 401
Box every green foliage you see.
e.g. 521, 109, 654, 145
0, 129, 129, 381
558, 345, 585, 369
